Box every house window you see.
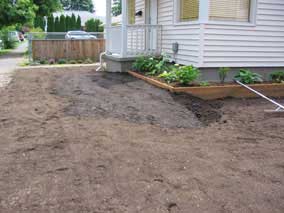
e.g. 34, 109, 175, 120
180, 0, 199, 22
128, 0, 135, 24
210, 0, 251, 22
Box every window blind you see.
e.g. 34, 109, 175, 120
210, 0, 251, 22
180, 0, 199, 21
128, 0, 135, 24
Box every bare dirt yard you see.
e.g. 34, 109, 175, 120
0, 67, 283, 213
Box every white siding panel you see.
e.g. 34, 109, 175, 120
203, 0, 284, 67
158, 0, 200, 66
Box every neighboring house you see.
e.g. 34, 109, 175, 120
53, 11, 106, 26
105, 0, 284, 73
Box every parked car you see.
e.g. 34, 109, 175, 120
65, 31, 97, 40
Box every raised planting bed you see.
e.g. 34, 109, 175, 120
128, 71, 284, 100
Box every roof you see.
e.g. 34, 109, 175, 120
53, 11, 106, 26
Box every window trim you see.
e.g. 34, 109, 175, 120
173, 0, 200, 25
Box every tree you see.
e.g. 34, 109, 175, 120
54, 17, 60, 32
112, 0, 121, 16
59, 15, 66, 32
33, 0, 62, 17
70, 13, 76, 30
66, 15, 71, 31
76, 15, 81, 30
47, 15, 55, 32
60, 0, 94, 13
0, 0, 37, 28
85, 18, 104, 32
34, 16, 45, 31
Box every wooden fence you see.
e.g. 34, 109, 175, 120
32, 39, 105, 61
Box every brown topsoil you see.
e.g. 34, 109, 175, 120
0, 67, 283, 213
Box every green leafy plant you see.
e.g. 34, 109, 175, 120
234, 69, 263, 84
84, 58, 93, 64
199, 81, 210, 87
77, 59, 83, 64
218, 67, 231, 84
69, 60, 77, 64
175, 65, 201, 85
158, 71, 178, 83
132, 56, 169, 75
39, 59, 48, 64
0, 26, 18, 49
270, 71, 284, 83
57, 59, 67, 64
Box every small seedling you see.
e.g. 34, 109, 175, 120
218, 67, 231, 84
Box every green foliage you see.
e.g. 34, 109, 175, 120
158, 71, 178, 83
175, 65, 201, 85
112, 0, 122, 16
76, 15, 82, 30
59, 15, 66, 32
218, 67, 231, 84
235, 69, 263, 84
71, 13, 77, 30
58, 59, 67, 64
47, 15, 55, 32
199, 81, 210, 87
54, 17, 60, 32
85, 18, 104, 32
270, 71, 284, 83
84, 58, 93, 64
60, 0, 94, 12
0, 26, 18, 49
77, 59, 83, 64
0, 0, 37, 28
33, 0, 61, 17
40, 59, 48, 64
69, 60, 77, 64
34, 16, 46, 31
158, 64, 201, 85
132, 56, 170, 76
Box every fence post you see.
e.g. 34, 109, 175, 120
28, 33, 33, 62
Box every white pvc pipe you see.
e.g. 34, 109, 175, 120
235, 80, 284, 111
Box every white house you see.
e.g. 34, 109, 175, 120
105, 0, 284, 73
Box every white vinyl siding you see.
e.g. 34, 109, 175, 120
210, 0, 251, 22
202, 0, 284, 67
133, 0, 284, 68
158, 0, 200, 66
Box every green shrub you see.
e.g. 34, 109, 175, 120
234, 69, 263, 84
58, 59, 67, 64
270, 71, 284, 83
158, 71, 178, 83
132, 56, 170, 75
69, 60, 77, 64
176, 65, 201, 85
77, 59, 83, 64
218, 67, 231, 84
84, 58, 93, 64
0, 26, 18, 49
39, 59, 48, 64
199, 81, 210, 87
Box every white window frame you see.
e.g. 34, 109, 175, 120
173, 0, 257, 26
208, 0, 257, 26
173, 0, 200, 25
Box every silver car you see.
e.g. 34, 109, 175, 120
65, 31, 97, 40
